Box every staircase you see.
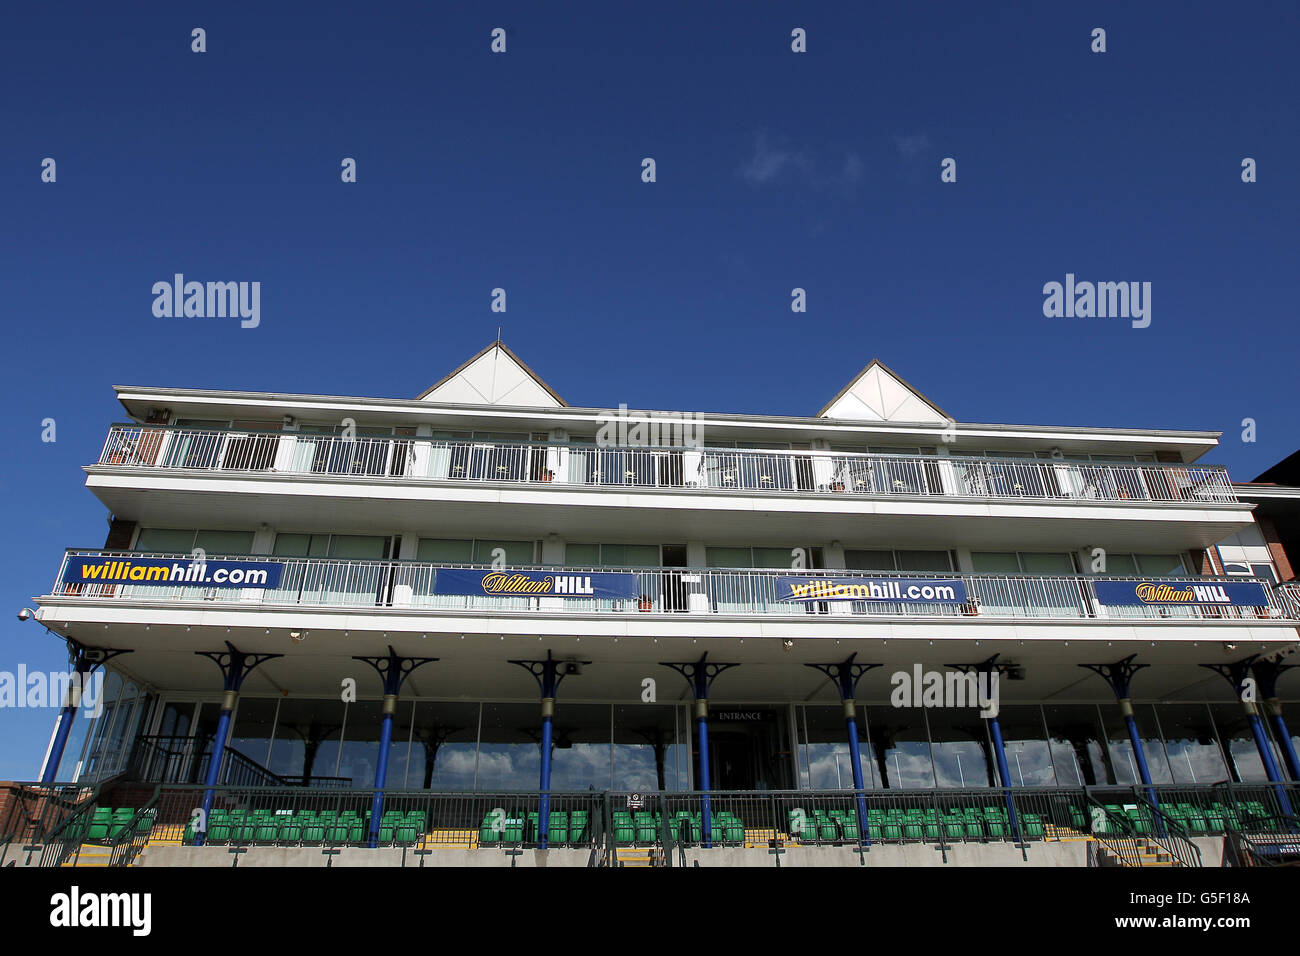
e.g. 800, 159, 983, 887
1093, 837, 1180, 867
61, 844, 115, 867
614, 846, 663, 867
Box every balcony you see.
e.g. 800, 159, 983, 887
44, 551, 1300, 624
93, 424, 1238, 505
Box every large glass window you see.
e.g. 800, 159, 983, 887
863, 706, 935, 789
1208, 703, 1268, 782
548, 703, 613, 790
408, 701, 481, 790
1152, 703, 1229, 784
613, 704, 686, 791
476, 703, 545, 790
1042, 704, 1113, 786
228, 697, 278, 768
266, 698, 346, 785
996, 706, 1058, 787
926, 709, 995, 789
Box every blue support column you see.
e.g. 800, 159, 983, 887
1202, 656, 1296, 818
40, 640, 131, 784
661, 653, 738, 849
193, 642, 282, 847
1079, 655, 1163, 832
948, 655, 1021, 843
805, 655, 881, 847
354, 646, 438, 847
1251, 659, 1300, 783
509, 651, 588, 849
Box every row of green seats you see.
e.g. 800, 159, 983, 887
478, 809, 591, 844
790, 806, 1045, 842
642, 810, 745, 844
186, 807, 427, 845
71, 807, 155, 843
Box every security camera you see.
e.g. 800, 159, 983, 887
561, 661, 582, 676
16, 608, 32, 622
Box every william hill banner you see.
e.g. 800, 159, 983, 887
1093, 580, 1269, 607
434, 569, 640, 599
63, 556, 284, 589
776, 576, 968, 604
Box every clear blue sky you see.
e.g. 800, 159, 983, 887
1, 1, 1296, 778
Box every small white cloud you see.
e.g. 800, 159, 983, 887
892, 134, 931, 159
739, 131, 812, 185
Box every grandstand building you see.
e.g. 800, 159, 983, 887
18, 343, 1300, 867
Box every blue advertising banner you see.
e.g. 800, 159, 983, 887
63, 556, 284, 589
776, 576, 968, 603
1093, 580, 1270, 607
433, 568, 640, 599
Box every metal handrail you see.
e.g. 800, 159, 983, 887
93, 423, 1240, 505
46, 549, 1297, 623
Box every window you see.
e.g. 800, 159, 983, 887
135, 529, 255, 555
415, 538, 534, 565
970, 552, 1076, 574
844, 550, 953, 572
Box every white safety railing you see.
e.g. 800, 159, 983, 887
48, 551, 1295, 622
95, 425, 1239, 505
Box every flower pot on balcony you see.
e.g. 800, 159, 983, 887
962, 601, 980, 616
831, 482, 845, 493
541, 470, 555, 482
638, 596, 653, 612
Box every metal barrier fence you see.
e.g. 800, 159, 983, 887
26, 781, 1300, 866
48, 550, 1297, 623
0, 782, 96, 848
96, 424, 1239, 505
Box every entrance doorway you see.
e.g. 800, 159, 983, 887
707, 708, 794, 791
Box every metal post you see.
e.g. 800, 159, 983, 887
1202, 657, 1295, 818
510, 650, 588, 850
949, 655, 1021, 842
805, 655, 880, 847
40, 641, 131, 784
354, 647, 438, 848
1251, 659, 1300, 782
661, 653, 738, 850
1080, 656, 1162, 831
193, 642, 282, 847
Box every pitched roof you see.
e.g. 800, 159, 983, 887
416, 341, 567, 408
817, 359, 951, 423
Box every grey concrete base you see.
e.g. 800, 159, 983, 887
669, 840, 1083, 867
0, 843, 45, 867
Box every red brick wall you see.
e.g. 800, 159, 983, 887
1256, 515, 1296, 582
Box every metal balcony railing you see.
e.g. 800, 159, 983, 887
47, 551, 1298, 623
94, 424, 1240, 505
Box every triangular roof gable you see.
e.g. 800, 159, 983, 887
817, 359, 950, 423
416, 342, 567, 408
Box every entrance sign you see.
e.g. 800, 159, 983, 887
433, 568, 640, 599
775, 576, 968, 604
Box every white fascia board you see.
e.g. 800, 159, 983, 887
82, 467, 1256, 523
32, 600, 1300, 643
112, 386, 1222, 458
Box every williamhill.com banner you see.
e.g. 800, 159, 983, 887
433, 569, 640, 599
1093, 580, 1269, 607
63, 556, 285, 589
776, 576, 968, 603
